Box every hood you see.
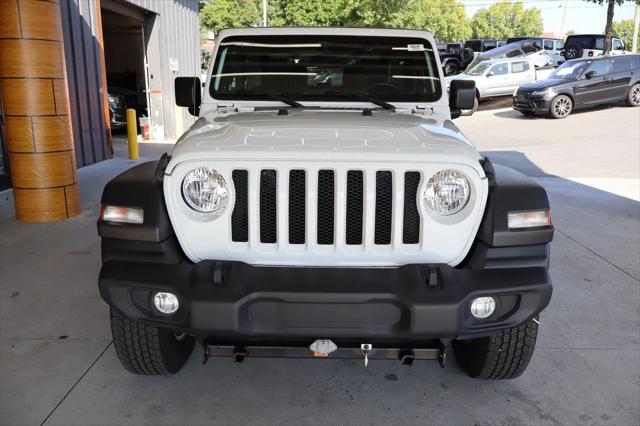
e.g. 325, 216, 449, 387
166, 110, 483, 174
519, 78, 569, 92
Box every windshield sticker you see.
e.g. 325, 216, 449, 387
408, 44, 425, 51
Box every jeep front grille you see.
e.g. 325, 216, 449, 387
231, 168, 422, 247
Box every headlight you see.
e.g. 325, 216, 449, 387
423, 169, 470, 215
532, 89, 551, 96
181, 167, 228, 214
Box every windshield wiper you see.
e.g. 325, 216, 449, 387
325, 91, 395, 111
242, 91, 303, 108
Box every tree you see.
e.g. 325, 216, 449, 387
582, 0, 637, 54
200, 0, 261, 34
392, 0, 472, 41
613, 18, 639, 50
470, 1, 543, 40
267, 0, 359, 26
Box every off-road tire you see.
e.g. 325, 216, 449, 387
549, 95, 572, 119
626, 83, 640, 107
444, 62, 460, 76
562, 44, 582, 60
452, 319, 539, 380
110, 308, 194, 375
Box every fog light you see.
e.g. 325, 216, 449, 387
470, 297, 496, 319
153, 292, 179, 314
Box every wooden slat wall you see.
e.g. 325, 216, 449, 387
0, 0, 80, 222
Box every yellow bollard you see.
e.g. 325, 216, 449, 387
126, 108, 139, 160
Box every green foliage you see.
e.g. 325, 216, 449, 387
392, 0, 472, 41
470, 1, 543, 39
199, 0, 261, 33
613, 19, 638, 50
268, 0, 359, 26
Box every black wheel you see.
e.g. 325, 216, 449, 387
562, 44, 582, 60
110, 308, 194, 375
452, 319, 539, 380
549, 94, 572, 119
626, 83, 640, 107
444, 62, 460, 76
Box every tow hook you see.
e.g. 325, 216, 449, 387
361, 343, 372, 367
399, 349, 415, 366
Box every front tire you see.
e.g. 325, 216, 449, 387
626, 83, 640, 107
549, 95, 572, 119
110, 308, 194, 375
452, 319, 539, 380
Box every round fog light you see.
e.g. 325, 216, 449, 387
470, 297, 496, 319
153, 292, 179, 314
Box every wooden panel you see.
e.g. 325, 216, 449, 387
3, 117, 34, 153
18, 0, 63, 41
0, 0, 21, 38
52, 78, 70, 115
64, 184, 81, 217
0, 79, 56, 116
32, 116, 73, 152
9, 151, 75, 188
0, 39, 63, 79
13, 187, 68, 222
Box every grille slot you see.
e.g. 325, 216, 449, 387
345, 171, 364, 245
317, 170, 335, 245
231, 170, 248, 242
288, 170, 306, 244
403, 172, 421, 244
259, 169, 277, 244
374, 171, 393, 245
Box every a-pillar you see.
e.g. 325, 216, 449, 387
0, 0, 80, 222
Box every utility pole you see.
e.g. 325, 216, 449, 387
263, 0, 268, 27
633, 1, 639, 52
559, 0, 569, 37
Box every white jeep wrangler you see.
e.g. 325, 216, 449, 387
98, 28, 553, 379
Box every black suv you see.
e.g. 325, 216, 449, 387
439, 42, 474, 75
513, 55, 640, 118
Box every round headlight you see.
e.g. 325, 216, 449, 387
181, 167, 228, 214
424, 169, 470, 215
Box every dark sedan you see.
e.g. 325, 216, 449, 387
514, 55, 640, 118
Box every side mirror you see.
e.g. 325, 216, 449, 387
175, 77, 201, 116
486, 71, 495, 77
449, 79, 476, 118
584, 70, 598, 79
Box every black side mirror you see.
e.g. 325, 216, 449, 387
449, 79, 476, 118
584, 70, 598, 79
175, 77, 201, 116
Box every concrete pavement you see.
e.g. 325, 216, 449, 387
1, 105, 638, 426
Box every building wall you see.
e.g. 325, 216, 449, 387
59, 0, 199, 168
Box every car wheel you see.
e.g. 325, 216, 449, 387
549, 95, 573, 119
110, 308, 194, 375
444, 62, 459, 76
626, 83, 640, 107
452, 319, 539, 380
563, 45, 582, 60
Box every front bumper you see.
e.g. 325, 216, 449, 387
513, 94, 551, 114
99, 260, 552, 341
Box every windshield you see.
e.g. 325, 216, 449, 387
549, 61, 589, 80
466, 63, 490, 76
209, 35, 442, 103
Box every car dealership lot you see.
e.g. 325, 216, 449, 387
1, 106, 638, 425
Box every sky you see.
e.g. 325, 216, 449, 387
459, 0, 638, 36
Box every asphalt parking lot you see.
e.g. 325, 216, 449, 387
1, 105, 639, 426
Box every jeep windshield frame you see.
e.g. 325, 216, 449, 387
208, 35, 442, 105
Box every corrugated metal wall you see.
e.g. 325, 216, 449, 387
129, 0, 200, 139
59, 0, 199, 167
60, 0, 110, 167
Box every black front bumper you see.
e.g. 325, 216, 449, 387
99, 260, 552, 341
513, 94, 551, 114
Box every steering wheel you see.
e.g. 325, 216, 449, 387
369, 82, 401, 94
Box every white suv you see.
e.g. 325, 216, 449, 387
562, 34, 626, 60
98, 27, 554, 380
